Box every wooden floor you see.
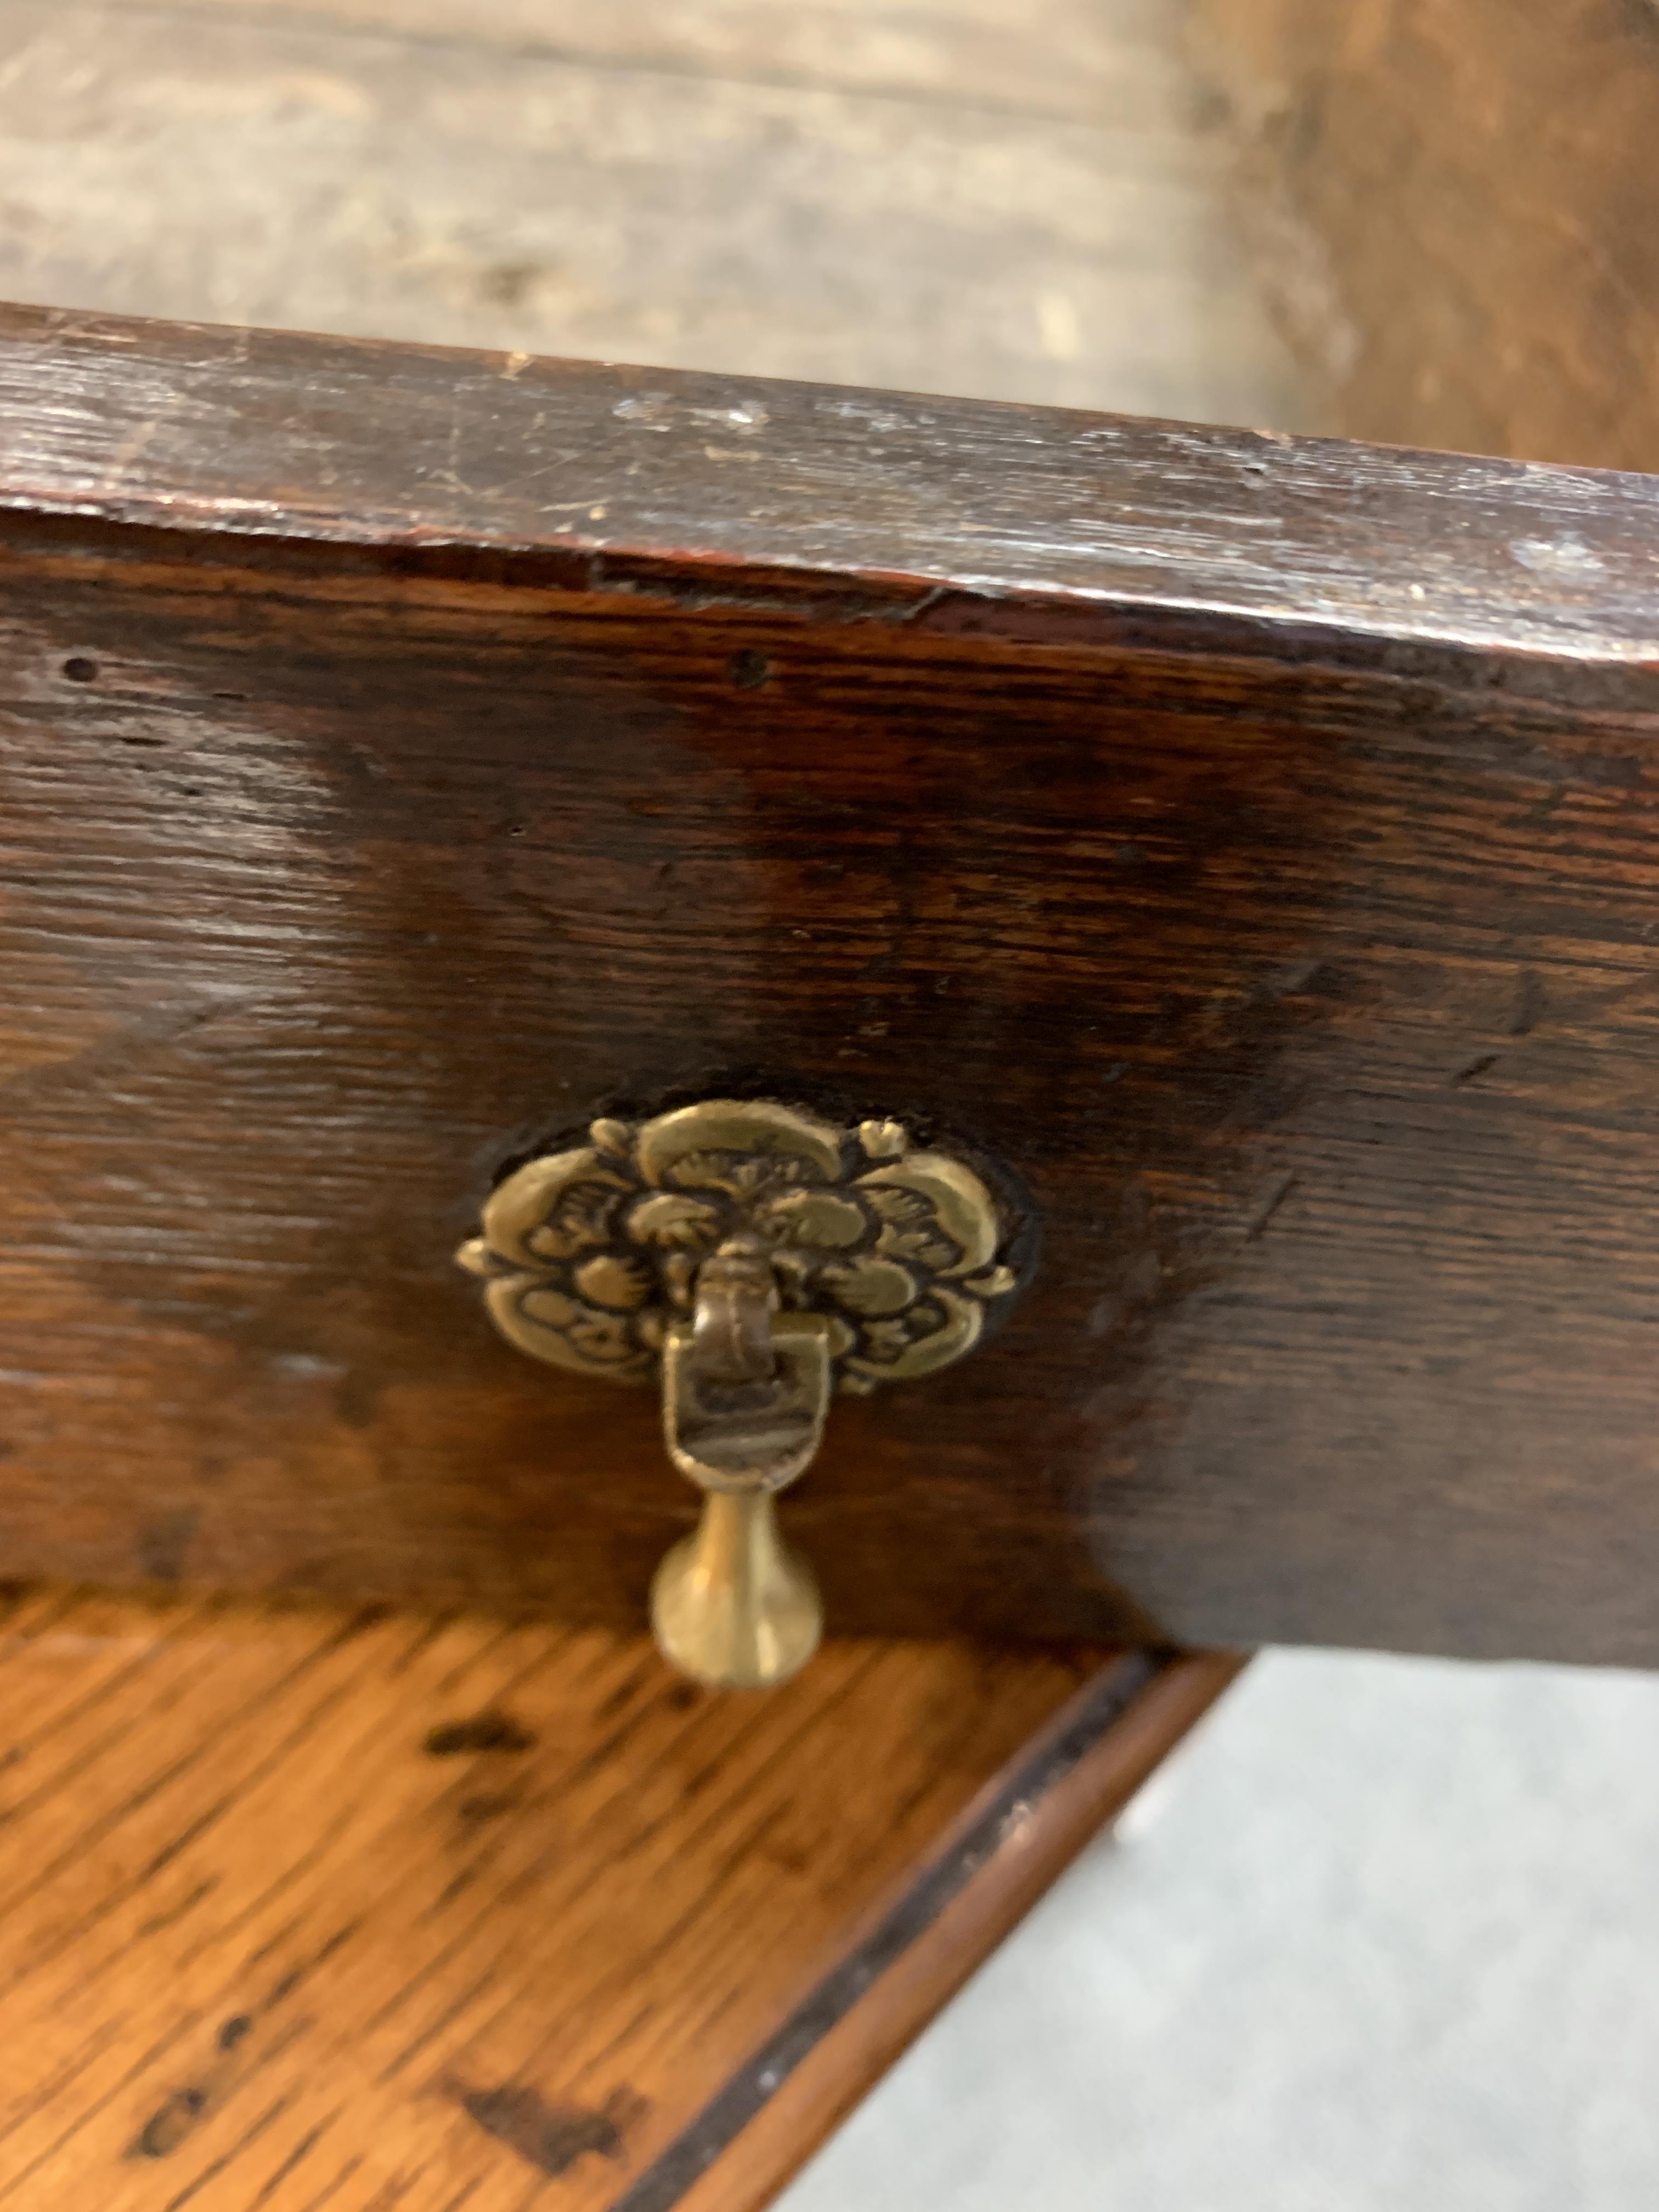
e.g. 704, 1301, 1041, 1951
0, 0, 1302, 426
0, 1590, 1237, 2211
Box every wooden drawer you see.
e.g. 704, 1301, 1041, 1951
3, 302, 1657, 1666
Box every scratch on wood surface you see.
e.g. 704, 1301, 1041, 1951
899, 583, 953, 622
1450, 1052, 1501, 1086
1510, 971, 1548, 1035
129, 2084, 210, 2159
0, 996, 256, 1105
452, 2080, 647, 2177
424, 1712, 537, 1756
1244, 1173, 1298, 1241
101, 415, 162, 486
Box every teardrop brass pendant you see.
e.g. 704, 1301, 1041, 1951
651, 1492, 821, 1691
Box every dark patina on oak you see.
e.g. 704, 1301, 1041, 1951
2, 303, 1659, 1663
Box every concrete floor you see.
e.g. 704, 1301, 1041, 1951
781, 1649, 1659, 2212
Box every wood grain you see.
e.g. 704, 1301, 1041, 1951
5, 311, 1659, 1663
1189, 0, 1659, 470
0, 304, 1643, 661
0, 1589, 1234, 2210
85, 0, 1186, 120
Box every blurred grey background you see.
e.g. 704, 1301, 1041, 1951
783, 1651, 1659, 2211
2, 0, 1652, 2201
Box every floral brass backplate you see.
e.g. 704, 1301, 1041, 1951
455, 1098, 1026, 1395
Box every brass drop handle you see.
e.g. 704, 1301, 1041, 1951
654, 1241, 828, 1685
458, 1098, 1024, 1689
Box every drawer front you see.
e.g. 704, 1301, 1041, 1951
3, 306, 1659, 1664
